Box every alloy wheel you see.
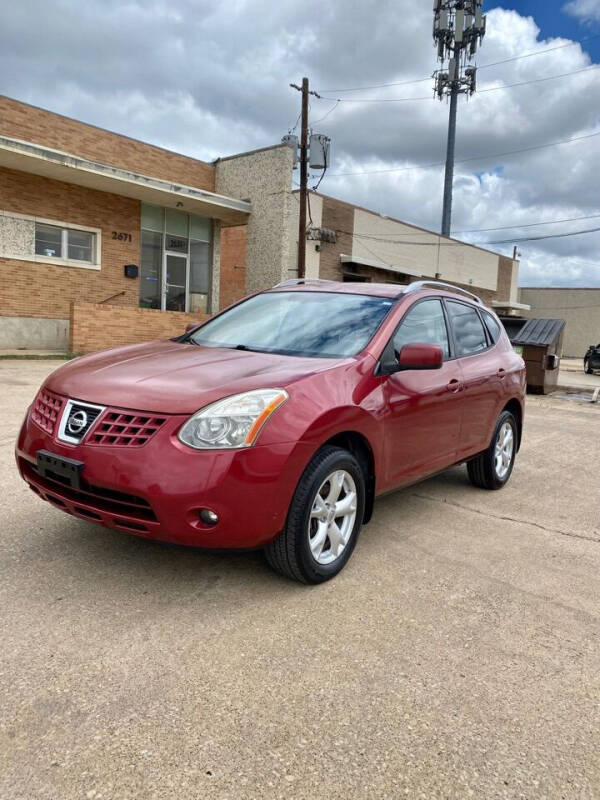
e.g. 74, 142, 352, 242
494, 421, 514, 480
308, 470, 358, 565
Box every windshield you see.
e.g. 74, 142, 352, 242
189, 291, 395, 358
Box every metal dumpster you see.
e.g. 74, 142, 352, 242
510, 318, 566, 395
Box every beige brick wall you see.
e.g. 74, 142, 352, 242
519, 287, 600, 357
0, 165, 140, 319
70, 302, 209, 354
0, 96, 215, 190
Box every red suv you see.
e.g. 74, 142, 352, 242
16, 280, 525, 583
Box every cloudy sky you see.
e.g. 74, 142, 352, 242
1, 0, 600, 286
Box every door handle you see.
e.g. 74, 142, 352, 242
497, 368, 506, 379
447, 378, 462, 393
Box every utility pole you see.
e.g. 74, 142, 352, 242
290, 78, 321, 278
434, 1, 486, 237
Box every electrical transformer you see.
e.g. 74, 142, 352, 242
309, 134, 330, 170
281, 134, 299, 168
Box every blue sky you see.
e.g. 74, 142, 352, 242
501, 0, 600, 60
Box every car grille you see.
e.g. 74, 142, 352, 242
61, 401, 104, 443
31, 389, 65, 435
20, 458, 158, 525
87, 410, 168, 447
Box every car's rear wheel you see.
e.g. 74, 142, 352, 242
467, 410, 517, 490
264, 446, 365, 584
585, 360, 593, 374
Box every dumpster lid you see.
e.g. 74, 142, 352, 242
512, 318, 565, 346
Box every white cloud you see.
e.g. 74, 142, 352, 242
564, 0, 600, 24
0, 1, 599, 286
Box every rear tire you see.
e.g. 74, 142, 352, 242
467, 410, 517, 491
585, 360, 593, 375
264, 446, 365, 584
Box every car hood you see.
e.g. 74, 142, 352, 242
46, 340, 349, 414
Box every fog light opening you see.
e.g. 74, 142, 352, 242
199, 509, 219, 526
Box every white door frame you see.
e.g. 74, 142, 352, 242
161, 249, 189, 312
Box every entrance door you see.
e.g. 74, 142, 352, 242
163, 253, 188, 311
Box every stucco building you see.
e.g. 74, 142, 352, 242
519, 287, 600, 357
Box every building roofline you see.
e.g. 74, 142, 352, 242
293, 188, 512, 261
0, 134, 251, 224
0, 94, 213, 168
215, 143, 290, 163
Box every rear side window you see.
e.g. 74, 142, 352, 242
446, 301, 488, 357
393, 299, 450, 360
482, 311, 502, 344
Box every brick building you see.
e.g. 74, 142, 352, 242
0, 96, 294, 352
0, 96, 524, 354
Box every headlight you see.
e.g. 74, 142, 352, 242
178, 389, 289, 450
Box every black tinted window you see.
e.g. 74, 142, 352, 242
482, 311, 502, 343
393, 299, 450, 360
446, 301, 488, 356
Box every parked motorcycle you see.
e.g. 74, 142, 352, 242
584, 343, 600, 374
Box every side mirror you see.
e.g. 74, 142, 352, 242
397, 343, 443, 370
185, 322, 201, 334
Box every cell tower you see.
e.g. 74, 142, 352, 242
433, 1, 486, 236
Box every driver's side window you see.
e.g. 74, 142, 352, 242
393, 299, 450, 360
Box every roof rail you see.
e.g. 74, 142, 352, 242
403, 280, 483, 304
274, 278, 337, 288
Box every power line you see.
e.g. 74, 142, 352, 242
452, 212, 600, 234
336, 223, 600, 246
338, 211, 600, 237
327, 128, 600, 177
488, 224, 600, 245
321, 63, 599, 103
478, 63, 599, 92
478, 32, 600, 71
311, 99, 341, 125
317, 32, 600, 93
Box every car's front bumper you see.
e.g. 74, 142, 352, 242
16, 407, 313, 549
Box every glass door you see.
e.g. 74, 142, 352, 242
163, 252, 188, 311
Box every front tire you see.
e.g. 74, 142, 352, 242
585, 360, 593, 374
467, 410, 517, 490
264, 446, 365, 584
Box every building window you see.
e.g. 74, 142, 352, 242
140, 203, 213, 313
140, 230, 162, 309
35, 223, 62, 258
34, 222, 97, 265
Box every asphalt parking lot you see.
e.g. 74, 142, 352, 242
1, 360, 599, 800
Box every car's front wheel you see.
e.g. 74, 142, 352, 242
467, 410, 517, 490
585, 360, 593, 374
264, 445, 365, 584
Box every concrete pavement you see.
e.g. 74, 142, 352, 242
559, 358, 600, 391
1, 360, 600, 800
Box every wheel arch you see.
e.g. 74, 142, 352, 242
502, 397, 523, 451
321, 430, 376, 524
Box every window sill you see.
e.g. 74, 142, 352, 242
0, 252, 101, 270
